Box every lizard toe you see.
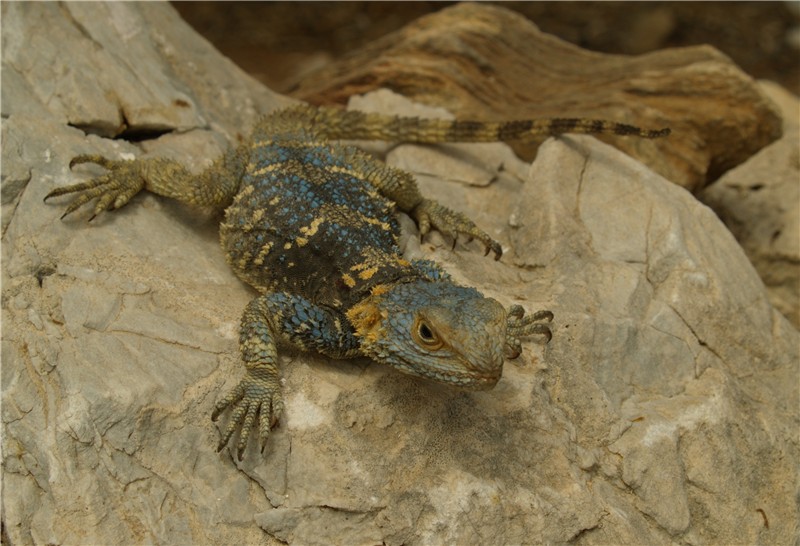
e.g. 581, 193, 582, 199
505, 306, 554, 358
213, 371, 282, 460
237, 403, 260, 460
217, 398, 248, 453
411, 198, 502, 259
47, 156, 146, 219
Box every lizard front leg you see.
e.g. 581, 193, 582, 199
212, 293, 360, 460
505, 306, 554, 359
44, 145, 250, 218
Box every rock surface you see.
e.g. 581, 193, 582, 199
2, 3, 798, 546
700, 81, 800, 328
289, 2, 784, 192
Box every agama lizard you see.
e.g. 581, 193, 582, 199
45, 105, 669, 460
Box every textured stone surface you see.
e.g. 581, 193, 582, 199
290, 2, 784, 192
700, 80, 800, 328
1, 3, 289, 545
3, 3, 798, 545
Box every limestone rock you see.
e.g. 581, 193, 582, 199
1, 3, 289, 545
700, 80, 800, 328
0, 1, 294, 232
2, 3, 797, 546
290, 2, 783, 192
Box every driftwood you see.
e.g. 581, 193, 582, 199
291, 3, 783, 191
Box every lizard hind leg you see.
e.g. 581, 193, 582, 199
410, 197, 503, 260
341, 147, 504, 259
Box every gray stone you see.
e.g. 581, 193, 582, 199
700, 80, 800, 328
2, 3, 797, 546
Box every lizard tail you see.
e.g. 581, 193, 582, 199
291, 105, 670, 143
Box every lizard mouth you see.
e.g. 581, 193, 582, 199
401, 362, 502, 390
459, 374, 501, 390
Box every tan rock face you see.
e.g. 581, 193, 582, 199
700, 81, 800, 328
290, 3, 783, 192
2, 3, 797, 545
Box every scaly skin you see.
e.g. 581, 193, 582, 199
45, 104, 668, 459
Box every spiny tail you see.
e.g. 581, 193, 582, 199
285, 105, 670, 143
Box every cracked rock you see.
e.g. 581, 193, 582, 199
2, 3, 797, 545
700, 80, 800, 328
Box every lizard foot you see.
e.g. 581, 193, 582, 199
411, 198, 503, 260
505, 305, 553, 359
211, 368, 283, 461
44, 155, 146, 220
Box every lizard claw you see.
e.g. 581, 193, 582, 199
410, 198, 502, 260
45, 154, 146, 219
212, 369, 283, 461
505, 305, 553, 359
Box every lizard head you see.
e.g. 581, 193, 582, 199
346, 280, 507, 389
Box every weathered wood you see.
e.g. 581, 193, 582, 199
291, 3, 783, 191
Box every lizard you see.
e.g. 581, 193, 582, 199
45, 104, 670, 460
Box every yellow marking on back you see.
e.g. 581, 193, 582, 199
252, 139, 275, 149
253, 241, 274, 266
328, 165, 363, 178
300, 216, 325, 237
364, 216, 392, 231
237, 251, 253, 271
358, 266, 379, 280
296, 216, 325, 247
341, 273, 356, 288
370, 284, 392, 296
251, 162, 289, 177
259, 138, 330, 149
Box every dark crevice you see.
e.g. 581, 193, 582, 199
35, 264, 56, 287
116, 126, 175, 142
66, 122, 175, 142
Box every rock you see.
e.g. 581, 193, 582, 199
2, 3, 797, 546
1, 3, 288, 545
700, 80, 800, 328
289, 2, 783, 192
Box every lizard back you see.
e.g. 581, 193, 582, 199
220, 133, 413, 311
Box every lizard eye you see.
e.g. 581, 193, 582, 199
412, 318, 442, 350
